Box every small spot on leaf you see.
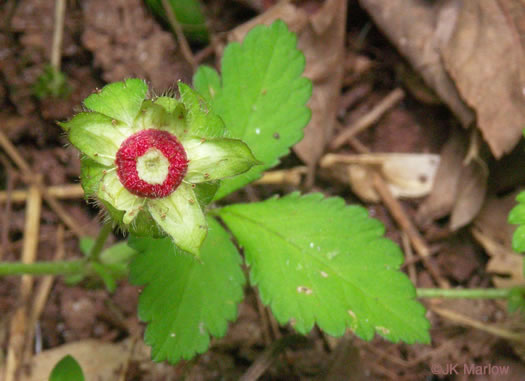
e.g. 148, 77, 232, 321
297, 286, 312, 295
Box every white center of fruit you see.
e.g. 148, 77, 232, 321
136, 148, 170, 185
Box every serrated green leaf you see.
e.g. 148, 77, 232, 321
193, 65, 221, 103
49, 355, 85, 381
83, 78, 148, 126
193, 20, 312, 200
128, 217, 245, 363
513, 225, 525, 253
508, 191, 525, 254
219, 193, 430, 344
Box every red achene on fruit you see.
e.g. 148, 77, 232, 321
115, 129, 188, 198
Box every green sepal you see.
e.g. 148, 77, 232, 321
83, 78, 148, 126
193, 181, 220, 206
184, 137, 260, 183
154, 96, 181, 112
80, 157, 108, 198
64, 112, 125, 166
147, 183, 207, 257
136, 99, 186, 137
178, 82, 226, 139
102, 200, 164, 238
98, 171, 144, 224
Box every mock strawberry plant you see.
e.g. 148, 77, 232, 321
61, 79, 258, 256
0, 21, 434, 364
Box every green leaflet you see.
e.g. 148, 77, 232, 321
219, 193, 430, 344
49, 355, 85, 381
128, 217, 245, 363
193, 20, 312, 200
509, 191, 525, 253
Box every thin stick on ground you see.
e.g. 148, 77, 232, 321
23, 225, 65, 361
4, 184, 42, 381
239, 335, 307, 381
0, 167, 308, 205
253, 167, 307, 186
162, 0, 197, 69
372, 171, 449, 289
431, 305, 525, 342
0, 130, 84, 238
0, 154, 16, 260
402, 232, 417, 285
330, 88, 405, 150
0, 184, 84, 204
50, 0, 66, 71
254, 291, 273, 346
194, 43, 215, 65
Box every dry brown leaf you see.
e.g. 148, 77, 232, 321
473, 192, 524, 288
13, 339, 143, 381
416, 128, 467, 227
416, 128, 488, 231
441, 0, 525, 158
360, 0, 525, 158
449, 158, 488, 231
358, 0, 474, 127
321, 153, 439, 202
229, 0, 347, 168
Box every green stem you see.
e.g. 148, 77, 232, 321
0, 259, 86, 277
88, 222, 113, 261
417, 288, 512, 299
